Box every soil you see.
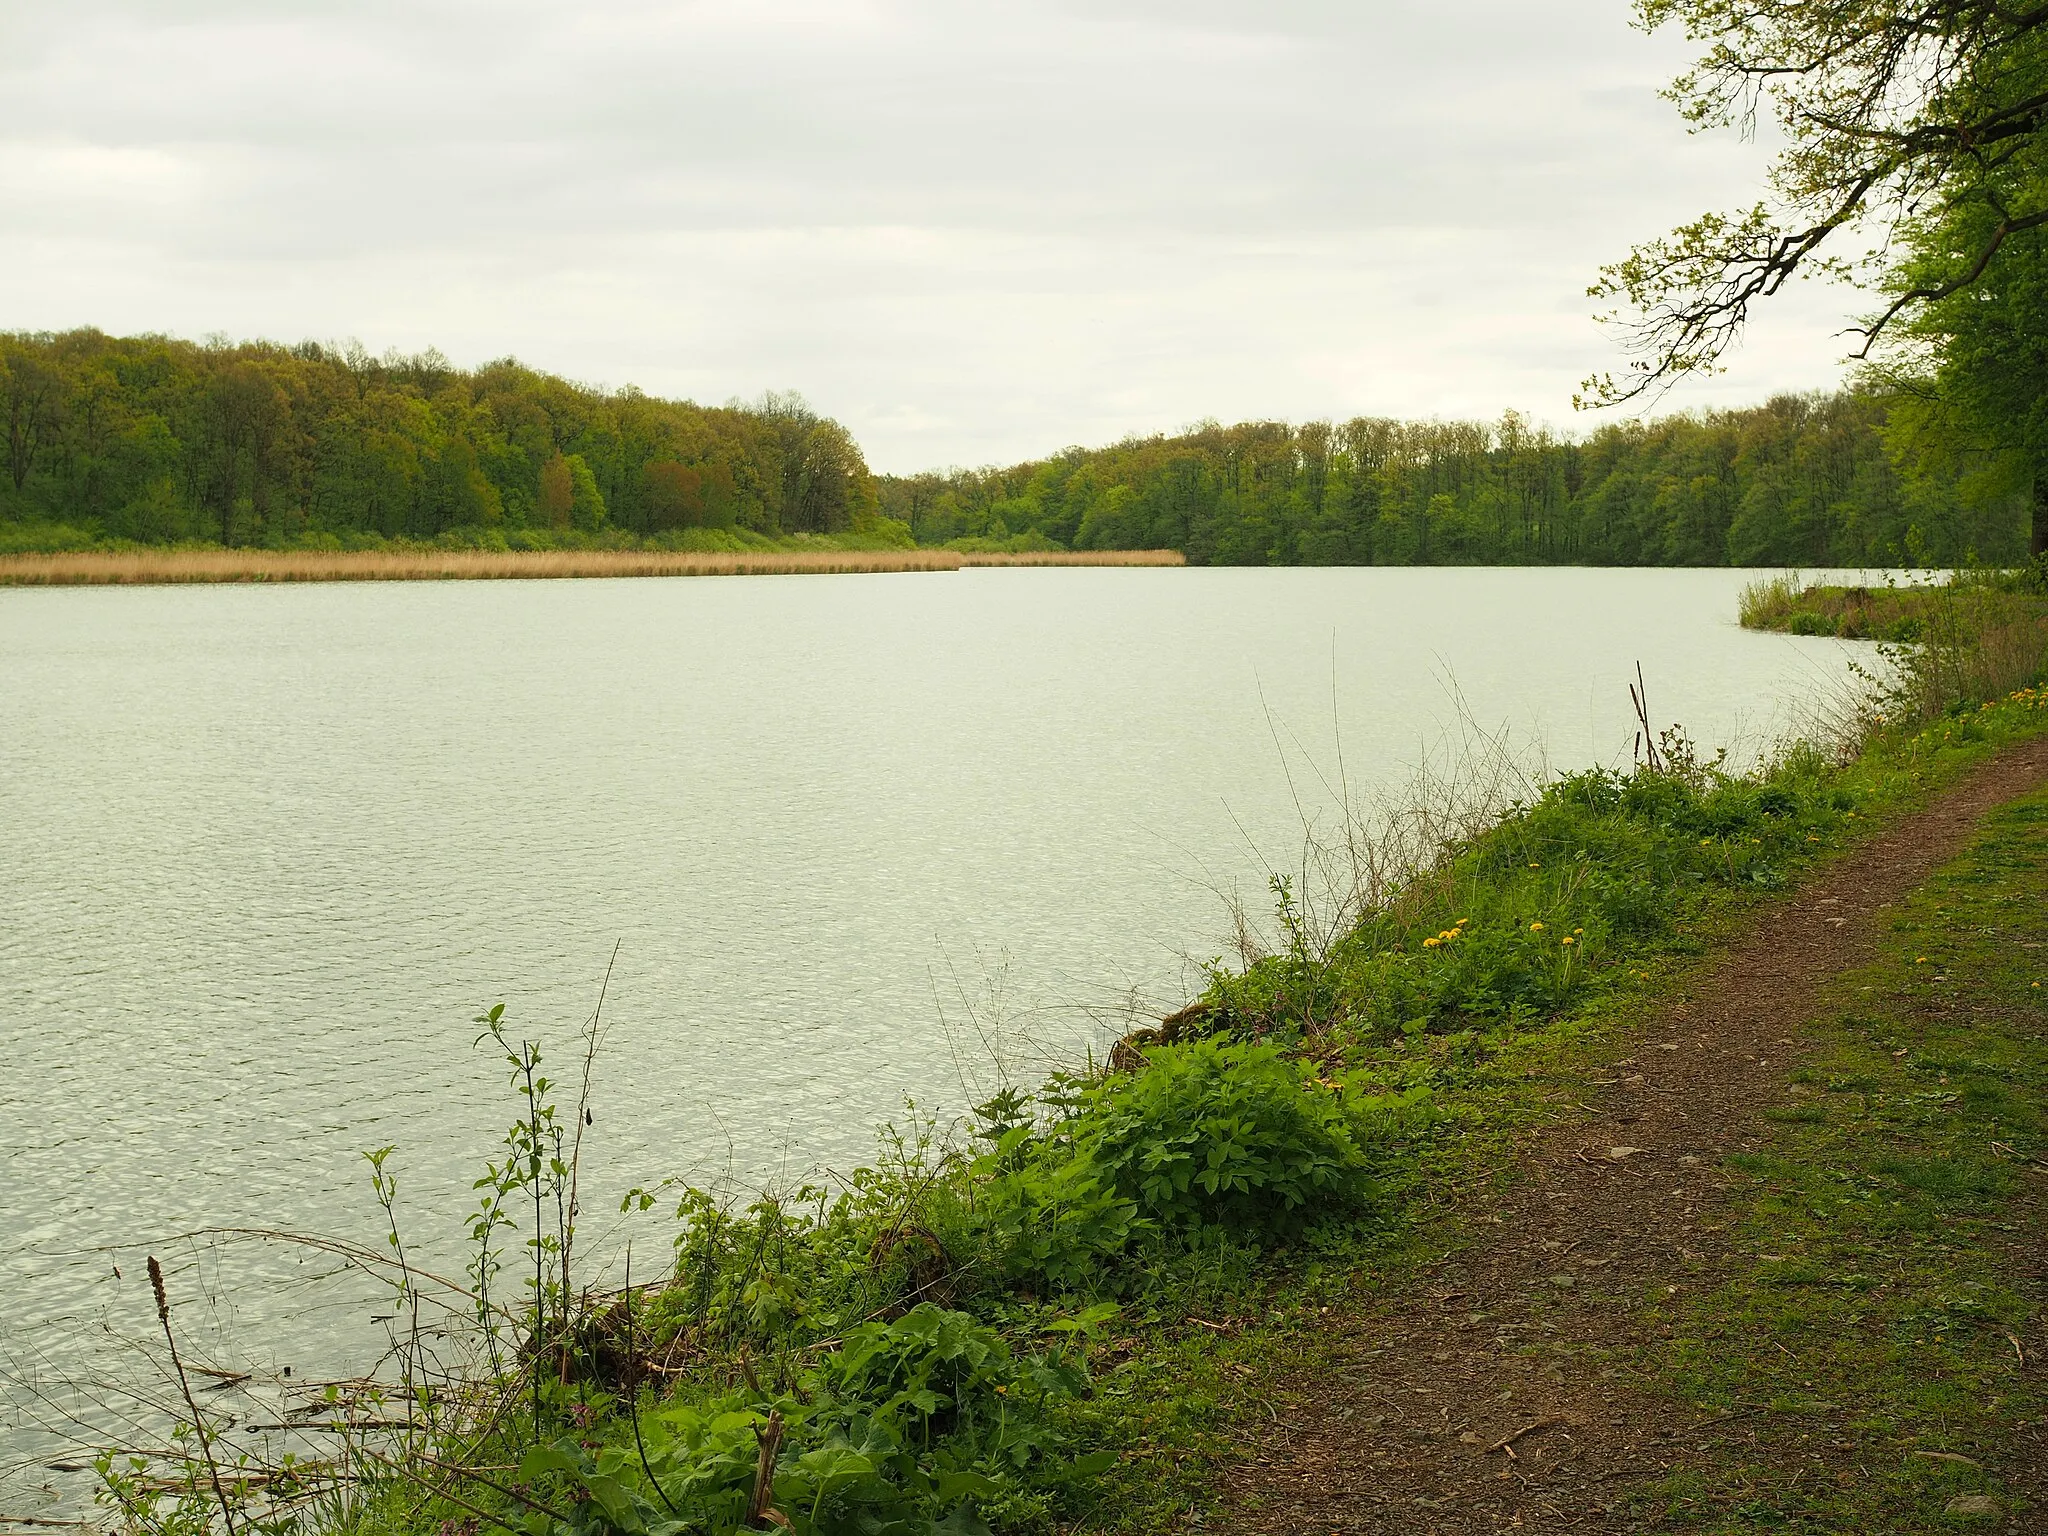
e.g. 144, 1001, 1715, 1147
1217, 736, 2048, 1535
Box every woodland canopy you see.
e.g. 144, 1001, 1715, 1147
0, 331, 2035, 569
0, 330, 883, 551
879, 391, 2028, 568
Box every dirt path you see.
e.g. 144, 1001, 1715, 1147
1218, 737, 2048, 1535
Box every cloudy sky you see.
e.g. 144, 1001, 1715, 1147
0, 0, 1859, 471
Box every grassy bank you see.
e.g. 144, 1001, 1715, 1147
103, 614, 2048, 1536
1621, 786, 2048, 1532
1738, 573, 1954, 640
1742, 570, 2048, 725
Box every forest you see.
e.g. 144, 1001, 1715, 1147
2, 330, 2036, 568
877, 392, 2032, 568
0, 330, 890, 552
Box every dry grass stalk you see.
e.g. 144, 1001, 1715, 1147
145, 1257, 237, 1536
1227, 693, 1542, 978
0, 548, 970, 586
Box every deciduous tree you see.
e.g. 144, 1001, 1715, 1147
1586, 1, 2048, 408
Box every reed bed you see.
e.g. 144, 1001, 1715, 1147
0, 547, 968, 586
956, 549, 1186, 567
0, 546, 1190, 586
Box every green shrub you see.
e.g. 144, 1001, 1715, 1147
0, 519, 98, 553
977, 1040, 1430, 1289
520, 1304, 1099, 1536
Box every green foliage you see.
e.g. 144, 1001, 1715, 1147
879, 392, 2028, 566
514, 1304, 1100, 1536
0, 331, 879, 546
1589, 2, 2048, 413
1195, 744, 1868, 1048
972, 1040, 1431, 1292
1880, 149, 2048, 557
1057, 1042, 1401, 1233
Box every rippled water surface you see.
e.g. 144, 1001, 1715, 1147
1, 566, 1863, 1474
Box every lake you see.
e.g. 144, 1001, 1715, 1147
0, 566, 1868, 1484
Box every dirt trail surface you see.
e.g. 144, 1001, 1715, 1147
1219, 738, 2048, 1535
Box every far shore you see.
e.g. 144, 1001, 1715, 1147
0, 546, 1186, 587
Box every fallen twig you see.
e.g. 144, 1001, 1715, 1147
1989, 1140, 2048, 1170
1487, 1415, 1566, 1455
185, 1366, 252, 1386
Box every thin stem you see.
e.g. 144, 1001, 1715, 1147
146, 1257, 237, 1536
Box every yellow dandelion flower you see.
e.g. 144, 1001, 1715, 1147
1561, 936, 1576, 946
1423, 936, 1440, 948
1530, 921, 1545, 932
1915, 956, 1928, 964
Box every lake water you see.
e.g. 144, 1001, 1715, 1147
0, 566, 1869, 1488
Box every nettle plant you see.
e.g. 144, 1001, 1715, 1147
972, 1037, 1433, 1291
517, 1302, 1116, 1536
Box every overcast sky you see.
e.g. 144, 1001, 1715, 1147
0, 0, 1859, 471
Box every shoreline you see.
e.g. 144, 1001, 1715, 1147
0, 546, 1185, 586
53, 595, 2048, 1536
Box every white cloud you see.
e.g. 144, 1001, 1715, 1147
0, 0, 1863, 470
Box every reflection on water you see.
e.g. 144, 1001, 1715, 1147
0, 566, 1867, 1483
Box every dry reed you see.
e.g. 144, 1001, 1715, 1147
0, 546, 1189, 586
956, 549, 1185, 567
0, 547, 967, 586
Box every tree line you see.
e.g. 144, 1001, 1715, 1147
2, 330, 2032, 568
0, 330, 884, 548
880, 392, 2029, 567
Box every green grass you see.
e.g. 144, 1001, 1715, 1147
1620, 791, 2048, 1533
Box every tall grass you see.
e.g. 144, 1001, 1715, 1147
1738, 569, 2048, 726
1736, 570, 1808, 628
